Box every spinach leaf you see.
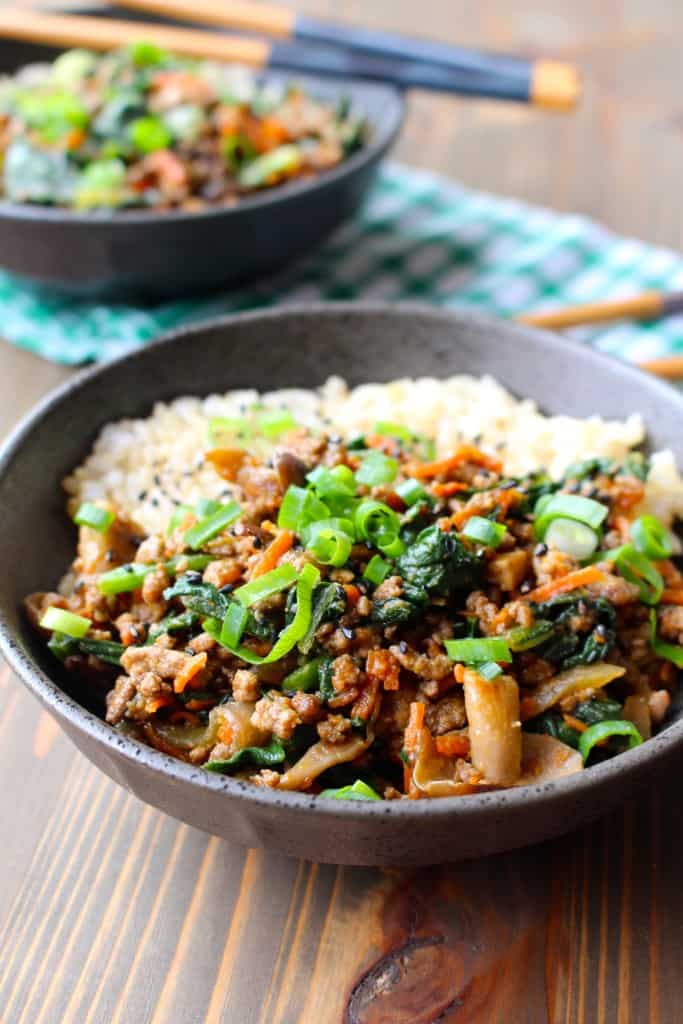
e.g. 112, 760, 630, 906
298, 582, 346, 654
396, 524, 482, 603
619, 453, 649, 482
572, 697, 622, 725
49, 632, 125, 667
317, 657, 336, 704
563, 456, 614, 482
532, 593, 616, 671
371, 596, 421, 626
4, 139, 78, 204
204, 737, 285, 774
399, 502, 434, 545
147, 610, 198, 643
164, 577, 229, 619
524, 711, 580, 749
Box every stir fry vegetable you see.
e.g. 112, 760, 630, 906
0, 44, 365, 211
27, 420, 682, 801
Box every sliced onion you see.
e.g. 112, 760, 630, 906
463, 673, 522, 785
520, 663, 625, 721
544, 517, 599, 559
278, 734, 370, 791
515, 733, 583, 785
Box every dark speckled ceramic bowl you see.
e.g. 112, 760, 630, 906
2, 304, 682, 866
0, 36, 402, 299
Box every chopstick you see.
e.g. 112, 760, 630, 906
114, 0, 580, 111
516, 290, 683, 380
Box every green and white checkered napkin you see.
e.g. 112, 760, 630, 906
4, 162, 683, 365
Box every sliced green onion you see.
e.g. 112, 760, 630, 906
256, 409, 296, 439
78, 637, 126, 665
195, 498, 222, 518
208, 416, 251, 446
355, 450, 398, 487
304, 519, 354, 567
281, 655, 325, 692
649, 608, 683, 667
614, 544, 663, 605
73, 502, 114, 533
578, 720, 643, 762
544, 518, 599, 560
631, 515, 674, 561
184, 501, 242, 550
147, 610, 198, 643
506, 620, 555, 652
168, 504, 193, 533
445, 637, 512, 664
373, 421, 414, 443
320, 779, 381, 801
307, 464, 356, 501
129, 115, 171, 154
233, 564, 298, 607
476, 661, 504, 680
354, 499, 399, 543
462, 516, 508, 548
40, 607, 91, 638
98, 554, 212, 595
238, 144, 301, 189
395, 478, 430, 507
205, 564, 320, 665
278, 485, 329, 532
220, 601, 249, 647
363, 555, 391, 586
375, 533, 405, 558
534, 494, 607, 539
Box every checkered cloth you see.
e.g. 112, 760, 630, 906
4, 162, 683, 365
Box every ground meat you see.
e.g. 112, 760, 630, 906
249, 769, 282, 788
250, 693, 301, 739
373, 575, 403, 601
658, 605, 683, 643
332, 654, 363, 693
291, 691, 324, 724
231, 668, 261, 702
317, 714, 353, 743
533, 549, 579, 585
114, 612, 146, 646
135, 535, 166, 563
275, 430, 328, 468
186, 631, 217, 654
203, 558, 242, 588
141, 565, 170, 606
121, 643, 200, 682
587, 571, 640, 606
424, 693, 467, 735
465, 591, 500, 635
389, 644, 453, 681
649, 689, 671, 723
105, 675, 136, 724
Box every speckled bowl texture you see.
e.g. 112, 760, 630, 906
2, 304, 682, 866
0, 38, 403, 299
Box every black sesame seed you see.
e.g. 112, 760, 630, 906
595, 624, 608, 638
578, 600, 588, 615
499, 480, 516, 490
399, 640, 408, 653
219, 583, 235, 594
252, 537, 263, 549
519, 581, 532, 594
138, 490, 147, 501
185, 570, 203, 584
150, 498, 159, 507
534, 543, 548, 557
153, 474, 161, 487
341, 626, 355, 640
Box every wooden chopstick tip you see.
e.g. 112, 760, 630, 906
531, 59, 582, 112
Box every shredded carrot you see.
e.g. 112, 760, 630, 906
251, 530, 294, 578
657, 560, 683, 585
563, 714, 588, 733
366, 649, 400, 690
184, 699, 215, 711
146, 695, 173, 714
173, 653, 208, 694
411, 444, 502, 479
205, 448, 246, 481
217, 722, 234, 745
404, 701, 425, 754
432, 481, 470, 498
442, 488, 520, 532
523, 566, 606, 603
453, 664, 466, 684
435, 733, 470, 757
344, 584, 361, 605
661, 588, 683, 606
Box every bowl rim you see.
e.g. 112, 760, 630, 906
0, 74, 404, 227
1, 301, 682, 821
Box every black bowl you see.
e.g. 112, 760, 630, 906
2, 304, 682, 866
0, 40, 402, 300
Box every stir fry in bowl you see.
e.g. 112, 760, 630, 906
26, 379, 683, 802
0, 42, 364, 211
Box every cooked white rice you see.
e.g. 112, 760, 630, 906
63, 374, 683, 535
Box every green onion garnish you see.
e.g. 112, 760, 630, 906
395, 478, 430, 507
355, 450, 398, 487
167, 504, 193, 534
129, 115, 172, 154
303, 519, 354, 567
445, 637, 512, 665
631, 514, 674, 561
238, 144, 301, 189
319, 779, 381, 801
233, 564, 298, 606
73, 502, 114, 533
98, 554, 212, 595
40, 607, 91, 638
461, 516, 508, 548
256, 409, 296, 439
220, 601, 249, 647
506, 620, 555, 652
578, 720, 643, 762
534, 493, 607, 539
373, 421, 414, 443
205, 564, 320, 664
649, 608, 683, 667
184, 501, 242, 550
354, 499, 403, 558
278, 485, 330, 532
614, 544, 663, 605
195, 498, 222, 517
476, 661, 504, 680
363, 554, 391, 586
281, 655, 326, 692
544, 518, 599, 560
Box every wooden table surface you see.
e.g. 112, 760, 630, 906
2, 2, 683, 1021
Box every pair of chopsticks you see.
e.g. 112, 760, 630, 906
0, 4, 581, 110
518, 290, 683, 380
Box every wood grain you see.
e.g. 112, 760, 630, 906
3, 1, 683, 1021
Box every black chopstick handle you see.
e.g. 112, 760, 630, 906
269, 40, 533, 103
